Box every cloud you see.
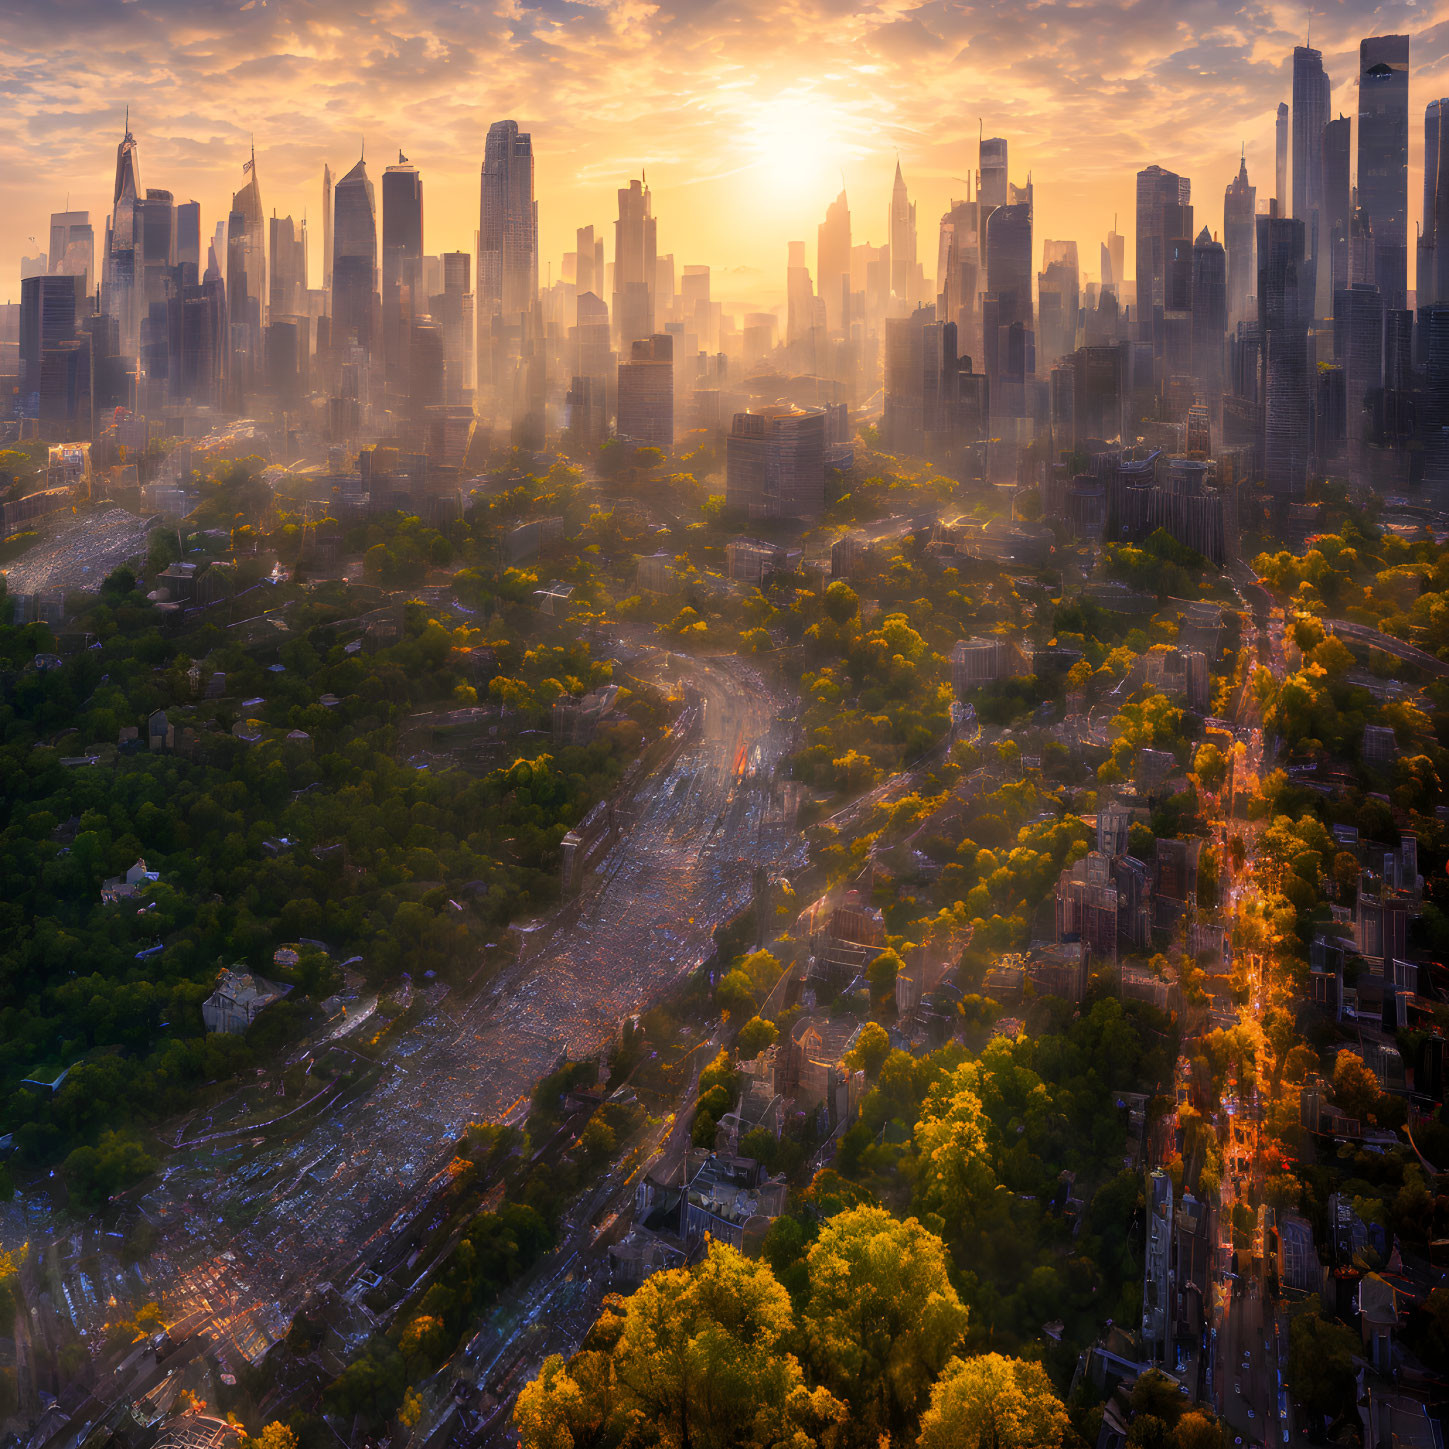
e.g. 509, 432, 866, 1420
3, 0, 1449, 304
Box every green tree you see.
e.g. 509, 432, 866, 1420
515, 1243, 845, 1449
1288, 1304, 1359, 1424
917, 1353, 1071, 1449
803, 1205, 968, 1441
845, 1021, 892, 1078
736, 1015, 779, 1061
913, 1062, 996, 1225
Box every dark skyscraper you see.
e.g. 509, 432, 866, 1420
1420, 100, 1449, 306
1334, 282, 1384, 444
332, 155, 377, 352
382, 156, 424, 300
1223, 155, 1256, 326
986, 198, 1032, 332
103, 112, 142, 355
176, 201, 200, 277
1323, 116, 1352, 305
1292, 45, 1329, 229
226, 145, 266, 395
1135, 165, 1191, 345
1292, 43, 1330, 319
937, 196, 980, 342
1191, 226, 1226, 406
613, 176, 657, 351
1358, 34, 1410, 308
1275, 102, 1289, 214
1258, 213, 1312, 500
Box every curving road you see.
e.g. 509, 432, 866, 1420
8, 650, 802, 1429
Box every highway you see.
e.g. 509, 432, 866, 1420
8, 650, 803, 1428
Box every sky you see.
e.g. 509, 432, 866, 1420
5, 0, 1449, 308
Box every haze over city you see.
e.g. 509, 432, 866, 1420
7, 0, 1449, 300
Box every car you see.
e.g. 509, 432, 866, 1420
1248, 1409, 1255, 1420
1235, 1382, 1242, 1395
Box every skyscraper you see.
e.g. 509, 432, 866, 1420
382, 156, 424, 301
1420, 100, 1449, 306
1190, 227, 1226, 406
1223, 155, 1256, 326
1101, 221, 1125, 298
979, 137, 1008, 212
1292, 44, 1330, 319
613, 176, 657, 351
322, 163, 334, 298
478, 119, 537, 324
616, 333, 673, 445
103, 112, 142, 355
49, 212, 94, 297
817, 189, 851, 334
332, 155, 377, 352
937, 197, 980, 340
226, 144, 266, 391
889, 161, 918, 304
1323, 117, 1353, 304
1275, 103, 1289, 214
176, 201, 200, 277
1258, 214, 1312, 500
1135, 166, 1191, 344
1358, 35, 1410, 308
268, 215, 307, 319
986, 197, 1033, 332
1038, 239, 1079, 369
576, 224, 604, 301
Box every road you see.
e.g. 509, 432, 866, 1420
7, 651, 803, 1427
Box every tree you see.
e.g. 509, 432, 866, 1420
1172, 1411, 1220, 1449
845, 1021, 892, 1078
1288, 1304, 1359, 1424
802, 1205, 968, 1440
1193, 743, 1228, 794
244, 1426, 297, 1449
913, 1062, 996, 1225
514, 1243, 845, 1449
1331, 1050, 1382, 1124
917, 1353, 1071, 1449
736, 1015, 779, 1061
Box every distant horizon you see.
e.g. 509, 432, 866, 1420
5, 0, 1449, 311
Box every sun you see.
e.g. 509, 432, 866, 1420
744, 92, 854, 204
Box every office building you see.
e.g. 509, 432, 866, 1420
1038, 239, 1079, 369
1223, 155, 1256, 326
979, 137, 1008, 211
616, 333, 673, 445
1323, 116, 1353, 303
883, 309, 989, 467
889, 161, 918, 304
1136, 166, 1191, 347
478, 120, 537, 324
1358, 35, 1410, 308
725, 407, 827, 518
937, 197, 980, 339
1191, 227, 1226, 405
1334, 283, 1384, 450
1292, 45, 1330, 246
48, 212, 94, 296
268, 214, 307, 321
332, 154, 377, 353
103, 112, 143, 356
1258, 214, 1312, 500
818, 189, 851, 335
614, 177, 657, 351
1275, 102, 1289, 214
986, 197, 1033, 333
382, 156, 424, 303
1421, 100, 1449, 306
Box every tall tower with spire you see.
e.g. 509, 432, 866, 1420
226, 142, 267, 394
1223, 150, 1257, 326
889, 160, 917, 305
103, 109, 143, 354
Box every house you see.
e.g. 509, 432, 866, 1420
102, 857, 157, 904
682, 1152, 788, 1251
201, 968, 292, 1034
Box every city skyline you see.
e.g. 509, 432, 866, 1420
7, 0, 1449, 305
